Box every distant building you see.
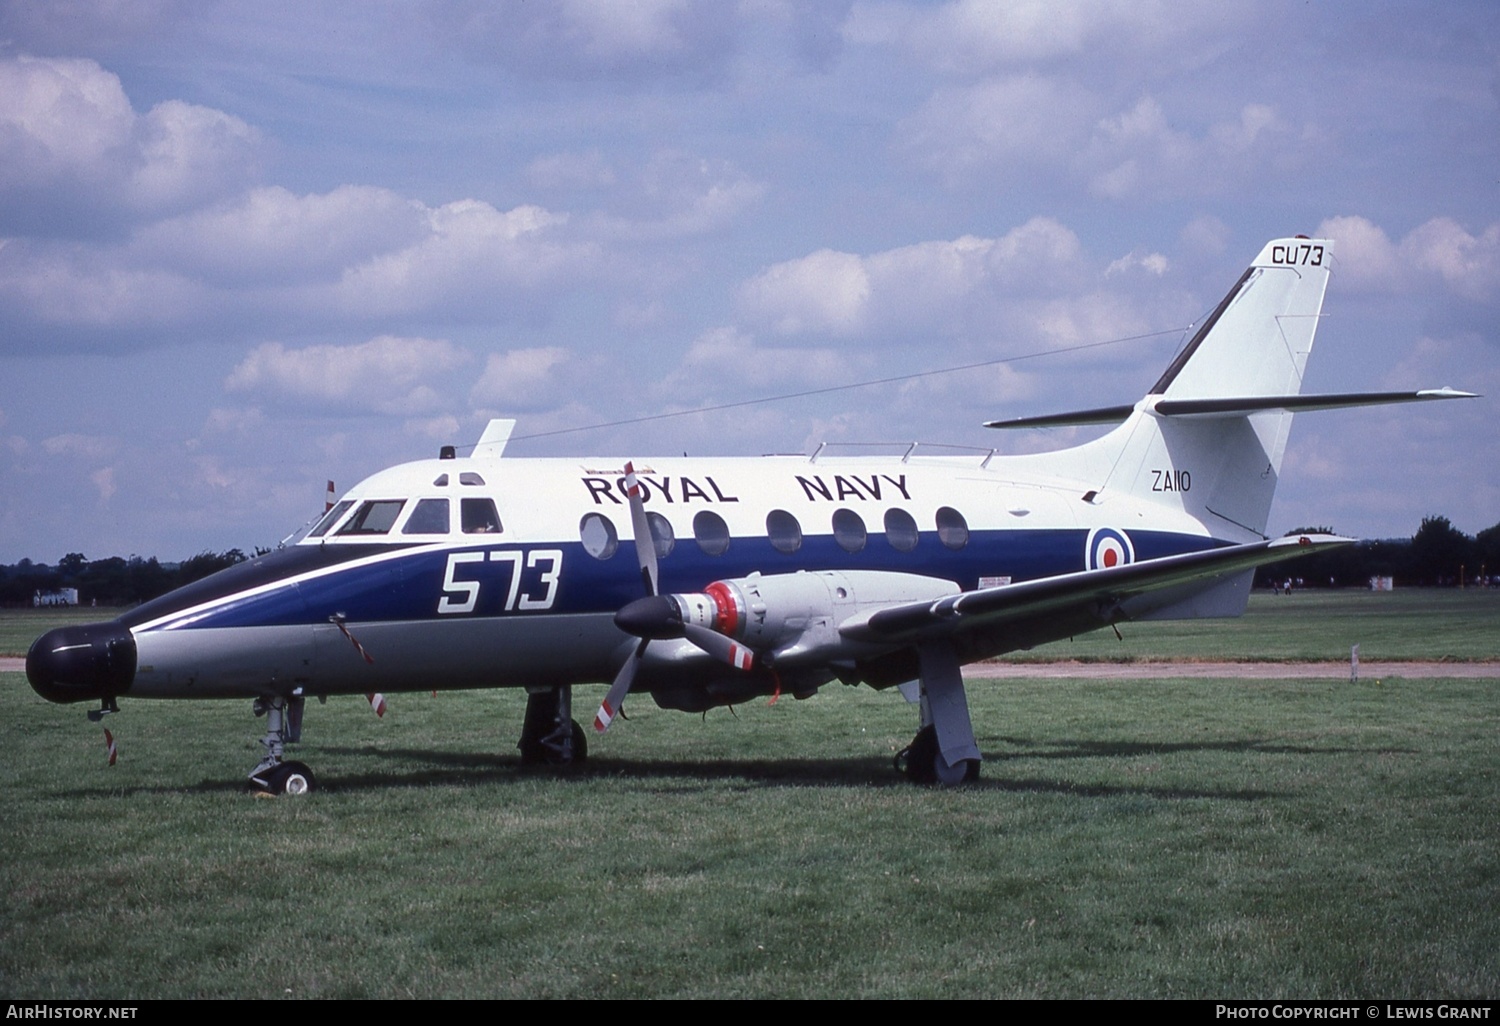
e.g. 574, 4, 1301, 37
1369, 576, 1394, 591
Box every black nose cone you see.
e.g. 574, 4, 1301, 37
26, 622, 137, 704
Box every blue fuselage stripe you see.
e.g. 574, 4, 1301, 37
133, 529, 1222, 632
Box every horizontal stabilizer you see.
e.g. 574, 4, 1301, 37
986, 388, 1477, 429
1151, 387, 1479, 418
983, 404, 1135, 429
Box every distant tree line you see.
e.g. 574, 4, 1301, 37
1256, 516, 1498, 588
1, 515, 1496, 608
0, 549, 264, 607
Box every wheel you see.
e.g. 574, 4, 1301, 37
895, 726, 978, 785
251, 760, 317, 795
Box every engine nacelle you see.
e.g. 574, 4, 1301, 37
666, 570, 959, 666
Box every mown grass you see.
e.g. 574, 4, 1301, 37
3, 657, 1496, 998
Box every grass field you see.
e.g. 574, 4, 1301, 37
2, 594, 1496, 998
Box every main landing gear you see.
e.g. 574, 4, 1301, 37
518, 685, 587, 768
895, 642, 982, 785
248, 694, 317, 795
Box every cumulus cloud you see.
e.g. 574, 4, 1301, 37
1402, 218, 1500, 303
331, 201, 598, 317
1315, 215, 1500, 302
738, 249, 871, 336
0, 55, 261, 234
1105, 251, 1169, 277
225, 335, 471, 415
1085, 97, 1303, 200
135, 186, 428, 286
468, 348, 573, 410
738, 216, 1084, 339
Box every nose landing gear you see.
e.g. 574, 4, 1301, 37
248, 694, 317, 795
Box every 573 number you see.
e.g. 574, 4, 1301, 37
437, 549, 563, 615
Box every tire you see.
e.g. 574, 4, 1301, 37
256, 760, 317, 795
895, 726, 978, 785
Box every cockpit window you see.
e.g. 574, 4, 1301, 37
402, 498, 450, 535
461, 497, 502, 534
309, 500, 354, 538
337, 500, 407, 536
460, 472, 485, 486
432, 474, 449, 487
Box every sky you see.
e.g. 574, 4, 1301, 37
1, 0, 1497, 565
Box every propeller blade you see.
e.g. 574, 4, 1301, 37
595, 638, 647, 733
683, 623, 755, 671
623, 461, 658, 597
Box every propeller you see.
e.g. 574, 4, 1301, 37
594, 463, 756, 733
595, 463, 656, 733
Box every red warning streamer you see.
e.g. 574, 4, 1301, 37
332, 616, 375, 664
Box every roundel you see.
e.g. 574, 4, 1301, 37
1086, 527, 1135, 571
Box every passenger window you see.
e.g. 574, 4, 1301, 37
338, 500, 406, 536
884, 508, 919, 552
461, 498, 502, 534
580, 513, 618, 559
646, 511, 675, 560
936, 506, 969, 550
767, 509, 802, 554
693, 510, 731, 556
832, 508, 866, 553
402, 498, 450, 535
309, 500, 354, 538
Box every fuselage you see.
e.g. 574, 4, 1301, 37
28, 447, 1224, 707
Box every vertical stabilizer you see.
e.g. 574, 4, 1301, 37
1104, 238, 1334, 539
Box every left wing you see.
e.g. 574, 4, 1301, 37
839, 533, 1350, 647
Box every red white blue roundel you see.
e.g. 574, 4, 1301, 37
1086, 527, 1135, 571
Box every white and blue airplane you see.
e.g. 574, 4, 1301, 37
26, 237, 1476, 792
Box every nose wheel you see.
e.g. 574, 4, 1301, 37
251, 759, 317, 795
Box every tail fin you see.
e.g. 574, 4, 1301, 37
1148, 238, 1332, 404
1107, 237, 1334, 538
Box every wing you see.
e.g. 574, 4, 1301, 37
838, 533, 1351, 652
